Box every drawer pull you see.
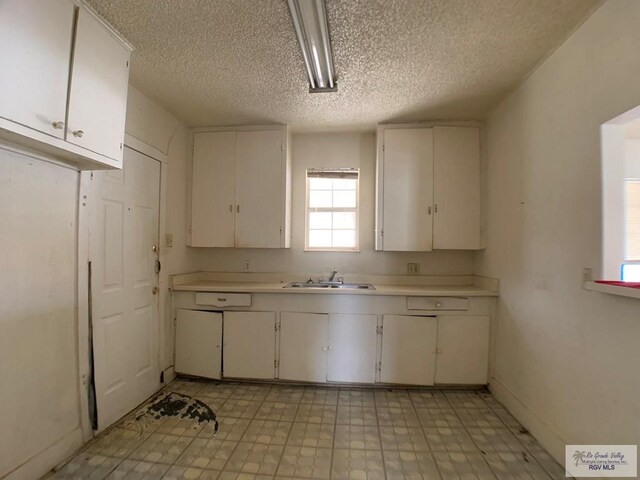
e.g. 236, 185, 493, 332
435, 302, 442, 308
217, 298, 227, 302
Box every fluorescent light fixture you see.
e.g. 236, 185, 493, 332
287, 0, 337, 93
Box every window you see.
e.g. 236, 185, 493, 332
305, 168, 359, 251
622, 180, 640, 280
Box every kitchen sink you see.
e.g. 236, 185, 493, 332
284, 282, 375, 290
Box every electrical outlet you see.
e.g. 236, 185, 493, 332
165, 233, 173, 247
244, 261, 251, 273
407, 263, 420, 275
582, 267, 592, 283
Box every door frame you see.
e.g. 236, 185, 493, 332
77, 134, 168, 442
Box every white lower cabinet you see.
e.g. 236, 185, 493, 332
327, 314, 378, 383
279, 312, 328, 383
223, 311, 276, 379
380, 315, 437, 385
435, 315, 490, 384
175, 309, 222, 379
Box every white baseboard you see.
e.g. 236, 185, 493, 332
489, 378, 569, 466
2, 427, 83, 480
164, 366, 176, 385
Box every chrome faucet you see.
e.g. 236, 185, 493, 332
328, 270, 339, 282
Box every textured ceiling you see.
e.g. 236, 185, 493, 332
86, 0, 599, 130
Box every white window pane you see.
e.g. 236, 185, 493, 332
309, 212, 332, 229
308, 230, 332, 248
622, 264, 640, 281
332, 230, 356, 248
333, 190, 356, 208
333, 212, 356, 229
309, 177, 333, 189
625, 181, 640, 260
333, 178, 357, 190
309, 190, 332, 208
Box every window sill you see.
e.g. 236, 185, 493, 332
583, 281, 640, 300
304, 248, 360, 253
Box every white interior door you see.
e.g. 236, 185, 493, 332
235, 130, 284, 248
327, 314, 377, 383
382, 128, 434, 251
90, 147, 161, 431
279, 312, 328, 383
0, 0, 74, 138
191, 131, 237, 247
175, 309, 222, 379
380, 315, 437, 385
433, 126, 481, 249
223, 311, 276, 379
67, 8, 130, 162
435, 316, 490, 384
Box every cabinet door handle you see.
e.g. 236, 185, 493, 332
229, 204, 233, 213
428, 206, 432, 215
435, 302, 442, 308
434, 203, 438, 213
52, 121, 64, 129
217, 298, 227, 302
73, 129, 84, 138
236, 205, 240, 213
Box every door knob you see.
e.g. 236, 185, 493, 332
72, 129, 84, 138
152, 286, 159, 295
152, 244, 158, 252
52, 121, 64, 129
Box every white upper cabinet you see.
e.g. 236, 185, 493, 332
0, 0, 74, 139
190, 127, 291, 248
0, 1, 132, 170
433, 126, 481, 249
376, 124, 482, 251
66, 8, 130, 162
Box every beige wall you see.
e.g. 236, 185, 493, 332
192, 132, 475, 276
477, 0, 640, 464
0, 148, 82, 479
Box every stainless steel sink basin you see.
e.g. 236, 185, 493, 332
284, 282, 375, 290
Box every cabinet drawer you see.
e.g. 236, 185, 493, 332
407, 296, 468, 311
195, 292, 251, 308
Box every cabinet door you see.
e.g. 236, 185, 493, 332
223, 311, 276, 379
191, 132, 237, 247
381, 128, 434, 251
380, 315, 437, 385
0, 0, 74, 138
279, 312, 328, 383
175, 309, 222, 379
327, 314, 377, 383
67, 8, 130, 162
435, 316, 490, 384
235, 130, 284, 248
433, 126, 481, 249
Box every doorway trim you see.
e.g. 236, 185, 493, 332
77, 134, 169, 442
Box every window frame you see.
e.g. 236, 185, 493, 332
304, 168, 360, 252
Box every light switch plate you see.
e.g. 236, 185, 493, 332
165, 233, 173, 247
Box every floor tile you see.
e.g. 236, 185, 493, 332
423, 426, 477, 454
415, 408, 463, 428
332, 449, 385, 480
225, 442, 284, 475
484, 451, 551, 479
444, 391, 488, 409
154, 415, 205, 438
255, 401, 299, 422
229, 385, 271, 402
455, 409, 504, 429
409, 390, 450, 409
301, 387, 338, 406
241, 419, 292, 445
129, 433, 192, 464
175, 438, 236, 470
336, 405, 377, 426
278, 446, 332, 478
217, 399, 262, 419
338, 389, 375, 407
84, 428, 149, 459
162, 466, 220, 480
376, 406, 420, 427
288, 422, 335, 449
199, 417, 249, 441
50, 453, 121, 480
374, 390, 413, 408
467, 427, 526, 454
383, 450, 440, 480
295, 404, 337, 424
489, 406, 523, 430
334, 425, 381, 450
170, 380, 207, 396
218, 472, 272, 480
518, 441, 567, 479
379, 426, 429, 452
432, 451, 495, 479
197, 383, 239, 401
266, 386, 305, 403
104, 459, 169, 480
